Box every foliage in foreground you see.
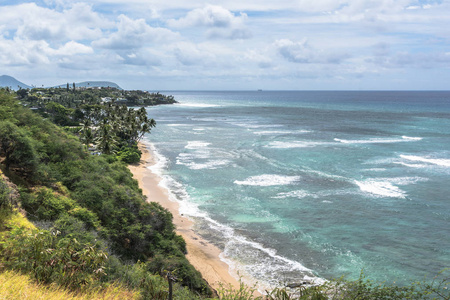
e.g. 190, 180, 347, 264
0, 269, 138, 300
214, 271, 449, 300
1, 226, 108, 289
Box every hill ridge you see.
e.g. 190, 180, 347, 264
0, 75, 122, 90
0, 75, 32, 90
54, 81, 122, 90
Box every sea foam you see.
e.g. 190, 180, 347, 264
185, 141, 211, 149
147, 145, 323, 291
266, 141, 331, 149
334, 136, 422, 144
234, 174, 301, 186
253, 130, 311, 135
178, 159, 231, 170
354, 179, 406, 198
400, 155, 450, 167
176, 103, 221, 108
272, 190, 315, 199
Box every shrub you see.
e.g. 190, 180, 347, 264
22, 187, 76, 221
147, 254, 212, 296
0, 178, 11, 209
0, 121, 38, 174
0, 227, 108, 290
117, 145, 142, 164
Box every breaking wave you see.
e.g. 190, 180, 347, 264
234, 174, 302, 186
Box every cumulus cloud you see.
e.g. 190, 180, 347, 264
119, 50, 163, 66
0, 37, 94, 67
1, 0, 449, 89
244, 50, 273, 68
374, 51, 450, 69
93, 14, 179, 50
0, 37, 51, 65
54, 41, 94, 56
172, 42, 216, 66
274, 39, 313, 63
167, 5, 251, 39
274, 39, 350, 64
0, 3, 107, 41
168, 5, 241, 27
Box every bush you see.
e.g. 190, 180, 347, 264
117, 145, 142, 164
147, 254, 211, 295
0, 178, 11, 209
0, 227, 108, 290
0, 121, 38, 174
52, 214, 99, 246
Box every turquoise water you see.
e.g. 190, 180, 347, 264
143, 91, 450, 288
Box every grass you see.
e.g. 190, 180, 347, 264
0, 208, 35, 230
0, 270, 138, 300
0, 208, 139, 299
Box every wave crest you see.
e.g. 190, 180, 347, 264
235, 174, 302, 186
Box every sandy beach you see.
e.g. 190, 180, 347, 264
128, 143, 240, 292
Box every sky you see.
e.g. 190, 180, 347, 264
0, 0, 449, 90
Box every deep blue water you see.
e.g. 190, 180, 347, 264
143, 91, 450, 289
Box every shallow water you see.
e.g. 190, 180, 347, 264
143, 91, 450, 289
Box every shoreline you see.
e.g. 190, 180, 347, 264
128, 142, 241, 292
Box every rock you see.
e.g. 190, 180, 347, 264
286, 280, 312, 289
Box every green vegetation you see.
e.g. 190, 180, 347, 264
0, 88, 209, 299
15, 85, 165, 160
18, 86, 176, 112
0, 270, 138, 300
0, 87, 449, 299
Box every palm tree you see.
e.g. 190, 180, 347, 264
81, 127, 94, 148
95, 121, 118, 154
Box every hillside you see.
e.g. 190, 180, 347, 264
0, 75, 32, 90
54, 81, 122, 89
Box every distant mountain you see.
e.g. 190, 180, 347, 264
54, 81, 122, 90
0, 75, 32, 90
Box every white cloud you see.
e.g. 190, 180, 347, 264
168, 5, 241, 28
0, 37, 51, 65
120, 49, 163, 66
0, 37, 95, 67
93, 14, 180, 50
244, 50, 273, 68
54, 41, 94, 56
1, 0, 449, 89
173, 42, 215, 66
274, 39, 313, 63
274, 38, 351, 65
0, 3, 107, 41
167, 5, 251, 39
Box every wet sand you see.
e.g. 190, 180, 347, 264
128, 143, 241, 292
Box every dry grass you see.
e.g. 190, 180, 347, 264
0, 270, 139, 300
1, 208, 35, 230
0, 210, 139, 299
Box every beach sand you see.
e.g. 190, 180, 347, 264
128, 143, 241, 292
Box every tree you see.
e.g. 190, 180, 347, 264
0, 121, 38, 173
45, 102, 73, 126
16, 88, 28, 99
95, 121, 118, 154
81, 127, 94, 148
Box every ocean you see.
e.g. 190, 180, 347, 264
142, 91, 450, 289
